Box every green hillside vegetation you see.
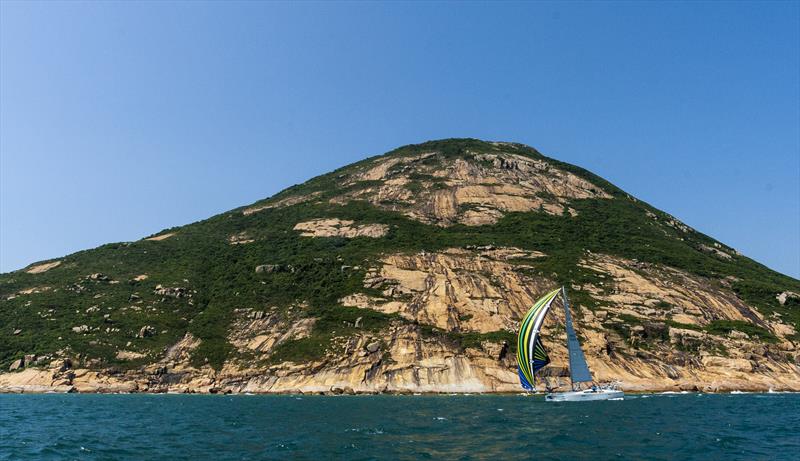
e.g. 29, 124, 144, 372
2, 139, 798, 370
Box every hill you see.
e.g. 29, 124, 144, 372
2, 139, 799, 393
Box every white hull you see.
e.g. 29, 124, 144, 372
545, 388, 624, 402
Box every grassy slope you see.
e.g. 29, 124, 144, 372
1, 139, 797, 370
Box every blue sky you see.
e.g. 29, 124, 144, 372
1, 1, 798, 278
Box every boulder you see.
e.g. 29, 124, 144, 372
255, 264, 282, 274
88, 273, 111, 282
154, 285, 188, 299
24, 354, 36, 365
138, 325, 156, 338
9, 358, 24, 371
365, 341, 381, 353
12, 329, 21, 335
668, 328, 705, 349
249, 310, 266, 320
728, 330, 749, 340
72, 325, 90, 334
777, 291, 800, 306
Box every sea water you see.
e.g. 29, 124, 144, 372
1, 393, 798, 460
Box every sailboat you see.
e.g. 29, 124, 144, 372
517, 286, 624, 402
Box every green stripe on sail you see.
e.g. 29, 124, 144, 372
516, 288, 561, 389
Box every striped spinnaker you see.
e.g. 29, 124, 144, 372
517, 288, 561, 391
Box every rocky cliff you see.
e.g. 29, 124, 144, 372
2, 139, 799, 393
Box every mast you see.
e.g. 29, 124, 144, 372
561, 286, 593, 390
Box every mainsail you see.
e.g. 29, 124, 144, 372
516, 288, 561, 390
561, 286, 593, 385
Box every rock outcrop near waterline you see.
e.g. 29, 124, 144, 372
2, 139, 799, 393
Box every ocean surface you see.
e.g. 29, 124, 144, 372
1, 393, 798, 460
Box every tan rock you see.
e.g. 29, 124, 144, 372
145, 232, 175, 241
671, 313, 701, 325
293, 218, 388, 238
348, 248, 553, 332
580, 254, 763, 326
115, 350, 146, 361
331, 151, 611, 227
25, 261, 61, 274
9, 359, 23, 371
777, 291, 799, 306
701, 356, 753, 373
242, 192, 322, 215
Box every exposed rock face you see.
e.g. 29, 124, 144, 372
25, 260, 61, 274
2, 139, 798, 394
7, 246, 796, 394
330, 151, 609, 226
698, 243, 734, 260
145, 232, 175, 241
228, 308, 315, 354
577, 254, 765, 327
341, 247, 549, 332
243, 192, 321, 215
255, 264, 295, 274
228, 232, 255, 245
293, 218, 389, 238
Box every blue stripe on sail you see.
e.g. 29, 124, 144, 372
518, 366, 534, 391
532, 358, 550, 373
